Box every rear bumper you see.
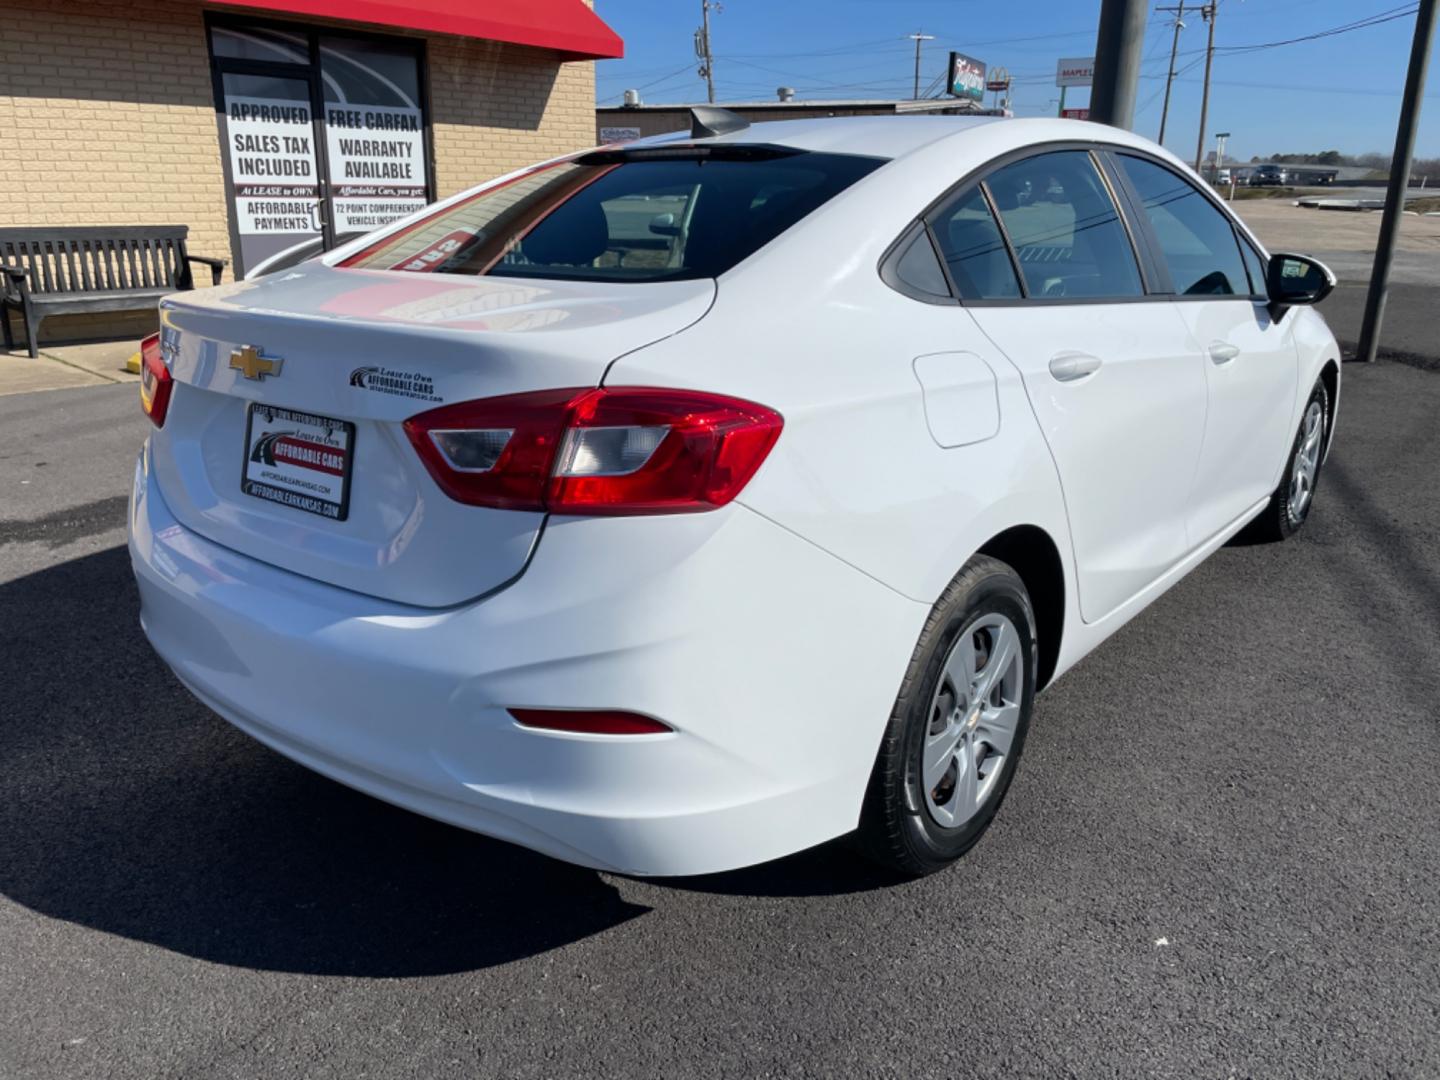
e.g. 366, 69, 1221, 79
128, 442, 925, 876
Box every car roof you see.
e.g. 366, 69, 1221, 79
632, 114, 1160, 163
635, 115, 1000, 159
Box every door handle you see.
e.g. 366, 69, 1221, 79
1048, 351, 1102, 382
1208, 341, 1241, 364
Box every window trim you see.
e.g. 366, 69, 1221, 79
878, 138, 1276, 309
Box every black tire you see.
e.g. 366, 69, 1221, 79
857, 555, 1037, 877
1238, 379, 1329, 544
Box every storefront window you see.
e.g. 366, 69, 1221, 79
208, 20, 432, 278
211, 25, 308, 64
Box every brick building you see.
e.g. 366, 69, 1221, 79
0, 0, 621, 344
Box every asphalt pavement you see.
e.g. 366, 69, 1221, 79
2, 362, 1439, 1079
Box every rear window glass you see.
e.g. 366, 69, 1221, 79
342, 149, 884, 282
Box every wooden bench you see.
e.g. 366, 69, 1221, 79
0, 226, 225, 358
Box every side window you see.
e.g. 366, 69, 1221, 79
982, 150, 1143, 300
1116, 154, 1250, 296
930, 187, 1021, 300
1238, 238, 1268, 297
889, 226, 954, 301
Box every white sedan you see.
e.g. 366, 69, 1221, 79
129, 113, 1339, 877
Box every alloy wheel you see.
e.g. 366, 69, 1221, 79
1288, 400, 1324, 525
922, 613, 1024, 829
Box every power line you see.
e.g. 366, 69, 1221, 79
1215, 4, 1419, 53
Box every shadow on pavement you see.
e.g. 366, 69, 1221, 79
0, 545, 652, 977
0, 544, 904, 975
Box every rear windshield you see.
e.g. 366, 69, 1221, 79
341, 148, 884, 282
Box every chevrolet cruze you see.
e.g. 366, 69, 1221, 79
129, 114, 1340, 876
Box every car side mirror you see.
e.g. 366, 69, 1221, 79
1266, 252, 1336, 311
649, 212, 681, 237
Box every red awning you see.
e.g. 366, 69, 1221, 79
216, 0, 624, 60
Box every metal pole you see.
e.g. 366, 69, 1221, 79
1090, 0, 1149, 128
1193, 2, 1216, 172
1156, 1, 1185, 145
909, 32, 935, 100
700, 0, 715, 104
1358, 0, 1437, 363
1058, 85, 1068, 117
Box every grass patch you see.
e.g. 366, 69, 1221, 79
1408, 197, 1440, 214
1221, 186, 1329, 201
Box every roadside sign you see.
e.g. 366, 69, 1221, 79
948, 52, 986, 101
1056, 57, 1095, 87
985, 66, 1011, 92
1061, 108, 1090, 120
599, 126, 641, 143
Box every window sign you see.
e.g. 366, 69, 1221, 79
320, 35, 429, 236
324, 103, 427, 232
220, 74, 323, 276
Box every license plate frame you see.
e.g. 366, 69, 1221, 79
241, 403, 355, 521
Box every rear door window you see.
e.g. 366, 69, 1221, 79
982, 150, 1144, 300
1115, 154, 1250, 296
342, 149, 884, 281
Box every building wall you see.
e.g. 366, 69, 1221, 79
0, 0, 597, 347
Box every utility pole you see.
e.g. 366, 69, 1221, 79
1359, 0, 1437, 363
1155, 1, 1185, 145
1090, 0, 1149, 128
1193, 2, 1217, 172
909, 32, 935, 99
695, 0, 717, 104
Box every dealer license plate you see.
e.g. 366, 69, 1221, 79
241, 404, 355, 521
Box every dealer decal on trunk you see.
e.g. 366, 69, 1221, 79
348, 366, 442, 402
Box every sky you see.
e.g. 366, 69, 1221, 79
591, 1, 1439, 163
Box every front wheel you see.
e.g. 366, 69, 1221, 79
1241, 379, 1329, 544
857, 555, 1037, 877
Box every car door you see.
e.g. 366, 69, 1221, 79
930, 149, 1207, 624
1110, 153, 1298, 545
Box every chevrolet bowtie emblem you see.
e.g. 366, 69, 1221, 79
229, 345, 283, 381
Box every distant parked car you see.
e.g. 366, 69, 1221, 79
1250, 164, 1288, 187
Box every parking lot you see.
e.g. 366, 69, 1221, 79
2, 343, 1439, 1077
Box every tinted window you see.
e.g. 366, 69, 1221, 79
931, 187, 1021, 300
983, 150, 1143, 300
1117, 155, 1249, 296
1239, 238, 1268, 297
344, 149, 883, 281
892, 228, 953, 300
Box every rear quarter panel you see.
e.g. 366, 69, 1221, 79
601, 134, 1078, 617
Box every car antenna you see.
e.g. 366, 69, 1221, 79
690, 105, 749, 139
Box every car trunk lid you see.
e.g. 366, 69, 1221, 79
150, 264, 714, 607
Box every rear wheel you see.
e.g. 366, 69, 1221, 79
1240, 380, 1328, 544
858, 555, 1037, 876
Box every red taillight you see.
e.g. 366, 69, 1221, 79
509, 709, 672, 736
404, 387, 782, 515
138, 332, 173, 428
